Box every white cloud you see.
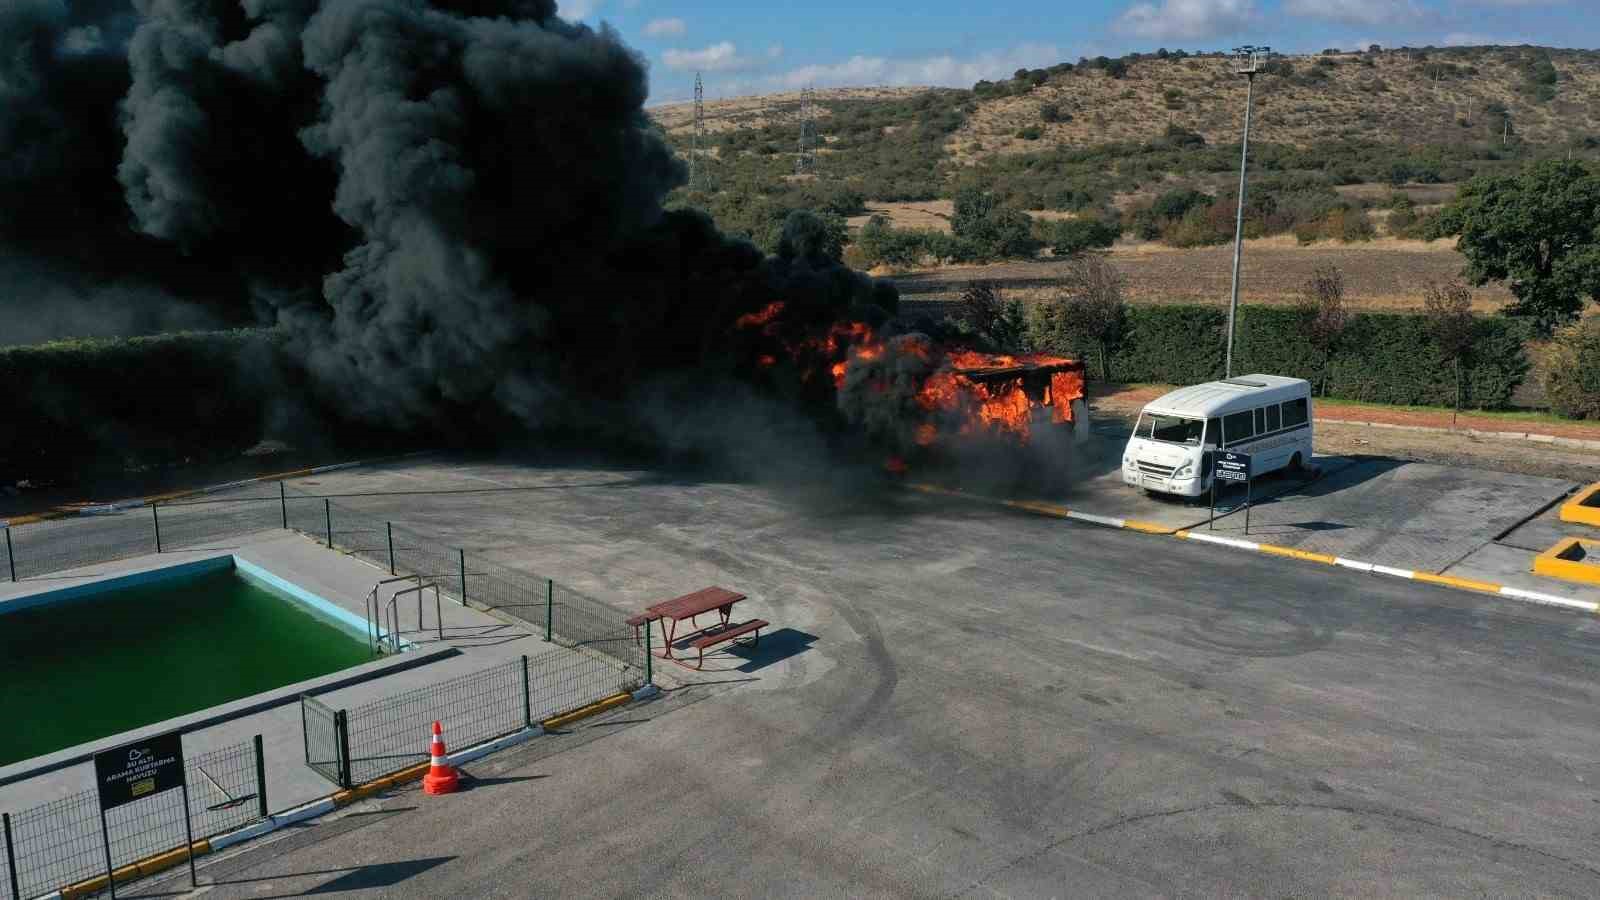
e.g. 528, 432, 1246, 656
716, 43, 1063, 95
1283, 0, 1422, 26
644, 17, 685, 37
663, 41, 753, 72
1113, 0, 1254, 41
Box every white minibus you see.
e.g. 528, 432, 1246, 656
1121, 374, 1313, 498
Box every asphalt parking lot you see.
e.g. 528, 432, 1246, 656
127, 451, 1600, 898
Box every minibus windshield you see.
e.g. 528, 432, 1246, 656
1137, 413, 1204, 446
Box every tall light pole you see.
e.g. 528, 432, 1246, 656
1224, 45, 1268, 379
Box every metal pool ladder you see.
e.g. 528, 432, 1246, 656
364, 574, 444, 655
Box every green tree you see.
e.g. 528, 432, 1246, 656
1431, 160, 1600, 331
951, 188, 1040, 261
776, 210, 846, 264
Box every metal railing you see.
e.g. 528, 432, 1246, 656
1, 738, 266, 900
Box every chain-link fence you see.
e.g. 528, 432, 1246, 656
301, 648, 638, 790
2, 738, 266, 900
2, 492, 282, 582
275, 484, 645, 674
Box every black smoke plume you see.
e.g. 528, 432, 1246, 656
3, 0, 894, 469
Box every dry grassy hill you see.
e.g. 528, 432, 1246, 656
950, 47, 1600, 162
651, 46, 1600, 159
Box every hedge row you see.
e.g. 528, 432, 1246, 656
1029, 305, 1533, 408
0, 330, 287, 484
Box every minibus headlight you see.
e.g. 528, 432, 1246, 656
1174, 462, 1193, 477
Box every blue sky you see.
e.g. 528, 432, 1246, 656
560, 0, 1598, 104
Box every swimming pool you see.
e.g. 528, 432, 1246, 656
0, 559, 372, 767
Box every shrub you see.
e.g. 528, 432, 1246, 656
1543, 316, 1600, 419
1039, 103, 1062, 123
1027, 304, 1530, 408
1042, 217, 1120, 256
1015, 125, 1043, 141
0, 330, 300, 485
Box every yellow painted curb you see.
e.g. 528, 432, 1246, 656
1001, 499, 1070, 518
1413, 572, 1503, 594
542, 691, 632, 730
60, 839, 211, 898
1123, 519, 1175, 535
1259, 544, 1338, 565
1532, 537, 1600, 587
1561, 483, 1600, 528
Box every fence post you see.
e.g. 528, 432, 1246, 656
387, 523, 395, 576
335, 709, 352, 789
4, 527, 14, 582
645, 619, 653, 686
324, 499, 333, 548
521, 654, 532, 729
4, 811, 20, 900
458, 549, 467, 606
545, 579, 553, 642
253, 734, 269, 819
279, 481, 288, 529
152, 502, 162, 554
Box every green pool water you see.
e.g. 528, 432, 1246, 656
1, 568, 371, 768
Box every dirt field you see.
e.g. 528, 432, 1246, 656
891, 235, 1513, 312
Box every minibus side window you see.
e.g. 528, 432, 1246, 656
1265, 404, 1281, 432
1282, 397, 1309, 428
1204, 418, 1220, 448
1223, 410, 1253, 446
1254, 407, 1266, 434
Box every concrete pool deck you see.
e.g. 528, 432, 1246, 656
0, 529, 606, 825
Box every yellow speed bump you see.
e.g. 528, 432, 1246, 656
1561, 483, 1600, 528
1532, 537, 1600, 587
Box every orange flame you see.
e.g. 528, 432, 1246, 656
735, 302, 785, 330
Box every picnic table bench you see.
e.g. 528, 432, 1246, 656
639, 586, 766, 669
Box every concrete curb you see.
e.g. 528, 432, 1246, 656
908, 483, 1600, 616
46, 682, 649, 899
2, 451, 433, 528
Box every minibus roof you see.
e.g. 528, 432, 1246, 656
1142, 374, 1309, 419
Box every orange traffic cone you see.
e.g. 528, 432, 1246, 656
422, 721, 460, 795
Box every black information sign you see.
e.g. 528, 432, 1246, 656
94, 731, 186, 812
92, 731, 196, 896
1214, 451, 1252, 484
1208, 451, 1255, 534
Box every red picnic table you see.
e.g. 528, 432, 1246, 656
637, 586, 768, 669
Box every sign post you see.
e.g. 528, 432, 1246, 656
93, 731, 195, 896
1212, 451, 1253, 534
